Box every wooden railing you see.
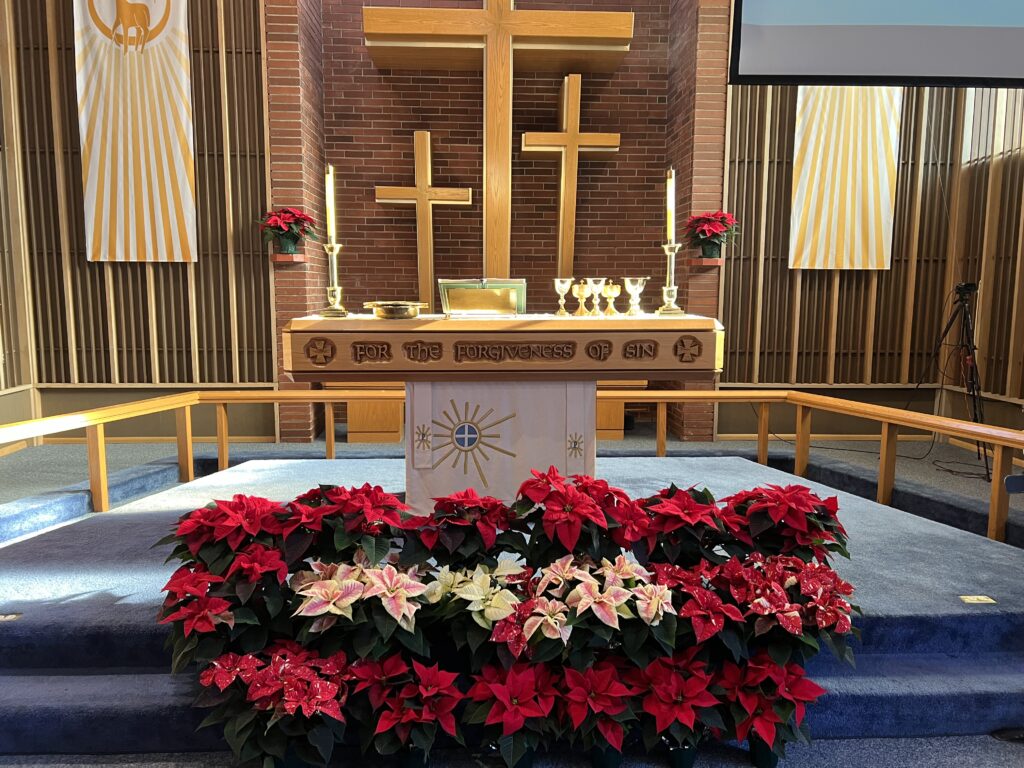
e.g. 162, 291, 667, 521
1, 389, 1021, 542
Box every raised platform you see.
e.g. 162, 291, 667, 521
1, 457, 1023, 756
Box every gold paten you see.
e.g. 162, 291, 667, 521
363, 301, 429, 320
444, 288, 519, 315
959, 595, 997, 604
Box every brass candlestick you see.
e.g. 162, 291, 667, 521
623, 277, 649, 316
553, 277, 574, 316
322, 241, 348, 317
657, 242, 684, 315
602, 283, 622, 316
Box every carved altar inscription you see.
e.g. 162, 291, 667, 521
352, 342, 393, 364
403, 341, 444, 363
453, 341, 577, 364
585, 340, 613, 362
623, 339, 659, 360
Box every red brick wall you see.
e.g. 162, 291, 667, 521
265, 0, 732, 441
266, 0, 329, 441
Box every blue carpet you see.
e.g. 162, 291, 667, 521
1, 458, 1023, 755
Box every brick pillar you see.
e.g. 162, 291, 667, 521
265, 0, 327, 441
664, 0, 730, 441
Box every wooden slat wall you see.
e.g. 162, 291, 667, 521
9, 0, 271, 388
723, 86, 1024, 402
0, 76, 20, 391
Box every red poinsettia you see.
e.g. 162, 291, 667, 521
541, 484, 608, 551
647, 489, 720, 533
467, 663, 557, 735
350, 654, 409, 710
161, 595, 234, 636
560, 662, 635, 751
325, 483, 409, 536
225, 543, 289, 584
517, 465, 569, 505
260, 207, 316, 240
162, 564, 224, 600
629, 657, 719, 734
678, 586, 744, 642
490, 598, 536, 658
236, 644, 352, 722
279, 501, 342, 538
199, 651, 261, 691
374, 661, 464, 742
211, 495, 288, 550
684, 210, 739, 247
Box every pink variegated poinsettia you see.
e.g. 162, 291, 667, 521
293, 577, 365, 632
362, 565, 429, 631
566, 580, 633, 630
631, 583, 676, 627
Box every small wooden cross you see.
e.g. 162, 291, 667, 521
375, 131, 473, 312
522, 74, 620, 278
363, 1, 633, 279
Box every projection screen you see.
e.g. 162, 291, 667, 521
731, 0, 1024, 86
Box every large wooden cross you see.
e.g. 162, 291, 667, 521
522, 74, 620, 278
363, 1, 633, 279
375, 131, 473, 312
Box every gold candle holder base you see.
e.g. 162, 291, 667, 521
657, 286, 684, 315
322, 242, 348, 317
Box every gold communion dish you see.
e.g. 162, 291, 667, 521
553, 277, 575, 316
623, 277, 650, 316
363, 301, 429, 320
602, 283, 622, 316
571, 281, 592, 317
585, 277, 607, 316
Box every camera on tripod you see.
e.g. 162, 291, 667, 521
955, 282, 978, 298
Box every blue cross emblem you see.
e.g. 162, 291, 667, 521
454, 423, 480, 449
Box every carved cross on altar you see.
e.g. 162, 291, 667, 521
376, 131, 473, 312
363, 1, 634, 279
523, 74, 620, 278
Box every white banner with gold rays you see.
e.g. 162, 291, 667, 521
405, 381, 596, 514
789, 86, 903, 270
74, 0, 197, 262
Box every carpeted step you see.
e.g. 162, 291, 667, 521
807, 652, 1024, 738
2, 655, 1023, 754
0, 669, 224, 754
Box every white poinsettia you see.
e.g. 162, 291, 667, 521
423, 565, 471, 604
452, 565, 520, 628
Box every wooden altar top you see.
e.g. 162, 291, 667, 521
284, 313, 724, 382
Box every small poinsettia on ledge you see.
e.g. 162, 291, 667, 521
260, 207, 317, 256
684, 211, 740, 259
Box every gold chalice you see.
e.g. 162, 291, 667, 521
553, 277, 575, 316
571, 281, 592, 317
585, 277, 607, 316
602, 283, 622, 316
623, 277, 650, 316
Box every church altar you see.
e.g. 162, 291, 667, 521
283, 313, 723, 509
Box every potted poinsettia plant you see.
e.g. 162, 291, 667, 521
684, 211, 739, 260
261, 207, 317, 255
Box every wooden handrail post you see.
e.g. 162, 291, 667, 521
988, 444, 1014, 541
86, 424, 109, 512
794, 404, 811, 476
216, 403, 229, 472
877, 422, 898, 505
656, 401, 667, 458
175, 405, 194, 483
325, 402, 336, 460
757, 402, 770, 464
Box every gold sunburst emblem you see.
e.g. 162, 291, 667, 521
414, 424, 432, 451
567, 433, 585, 459
431, 400, 515, 488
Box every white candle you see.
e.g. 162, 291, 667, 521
666, 167, 676, 244
325, 164, 337, 244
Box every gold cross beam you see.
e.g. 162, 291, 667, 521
362, 0, 634, 279
375, 131, 473, 312
522, 74, 620, 278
